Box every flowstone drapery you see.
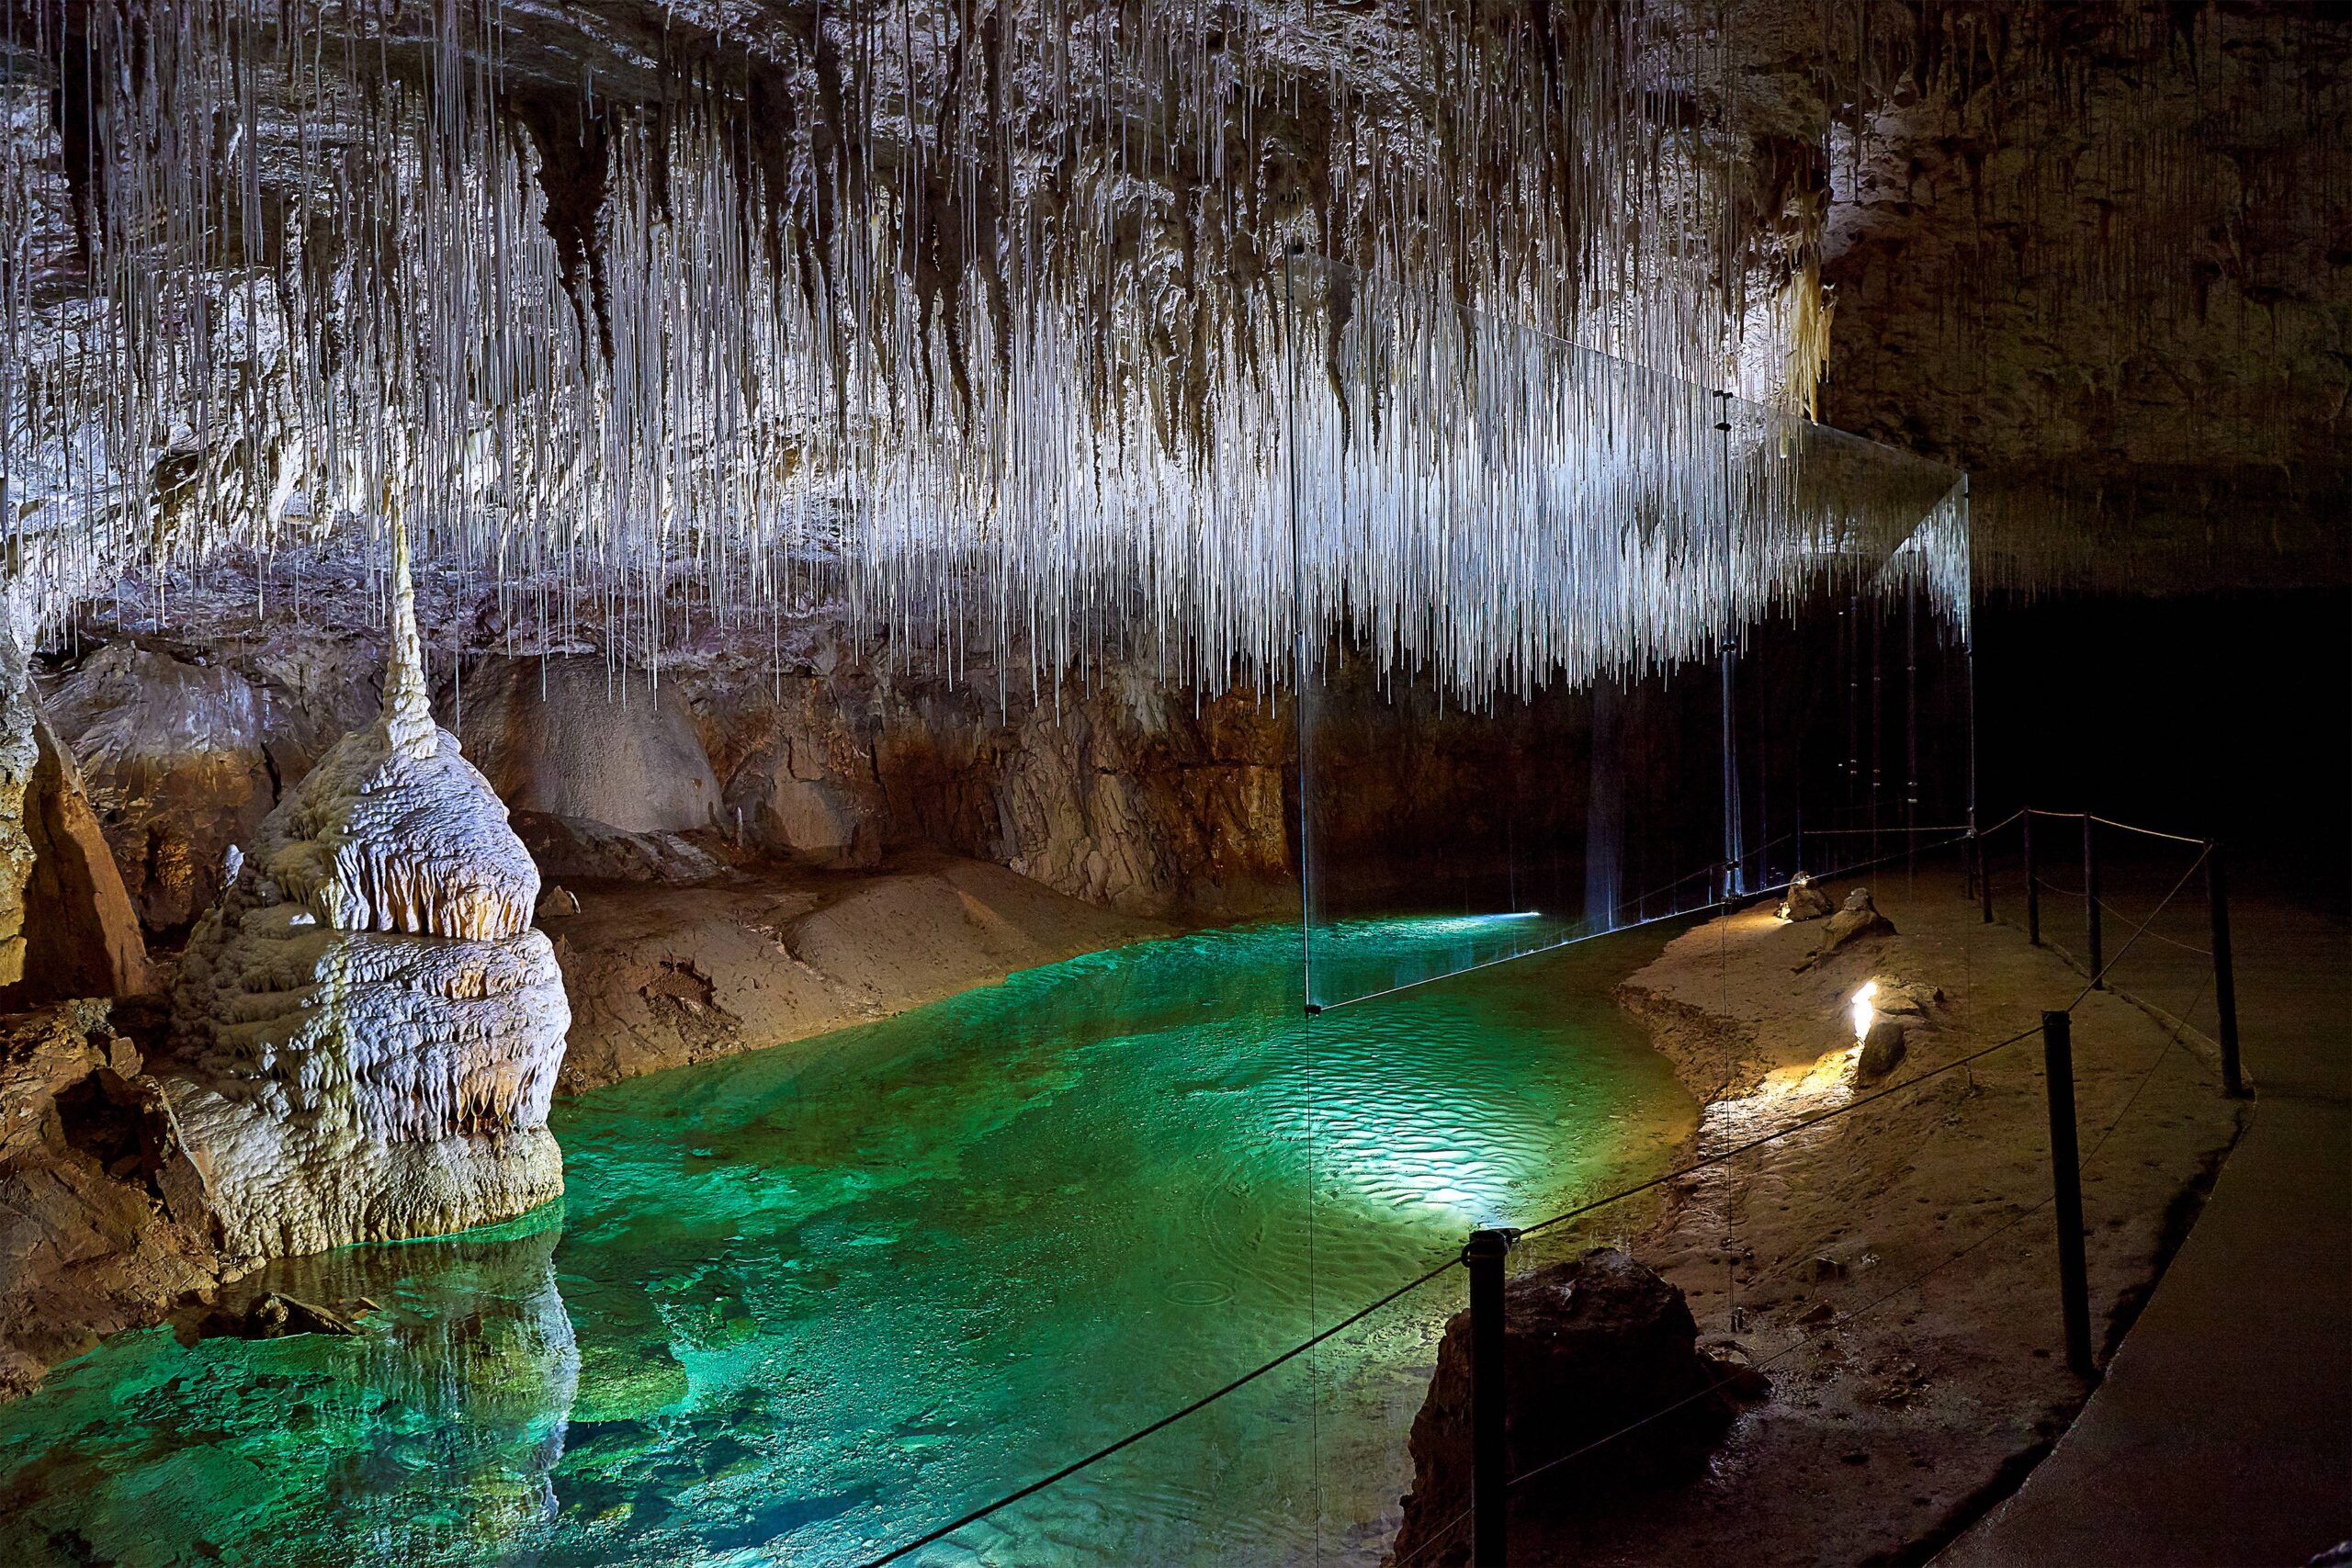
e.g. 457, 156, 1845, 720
167, 525, 568, 1258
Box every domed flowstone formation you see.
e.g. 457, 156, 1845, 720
165, 525, 569, 1259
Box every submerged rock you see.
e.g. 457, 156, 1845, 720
1392, 1247, 1765, 1565
190, 1289, 365, 1341
167, 525, 569, 1261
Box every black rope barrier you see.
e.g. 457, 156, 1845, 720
1515, 1021, 2045, 1242
2059, 846, 2211, 1012
2088, 814, 2207, 846
860, 1002, 2045, 1566
856, 1256, 1461, 1567
2092, 897, 2211, 957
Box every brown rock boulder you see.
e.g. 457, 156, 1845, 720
1795, 887, 1897, 971
0, 999, 226, 1398
1777, 872, 1835, 921
1, 718, 152, 1006
1858, 1018, 1908, 1082
1392, 1247, 1763, 1566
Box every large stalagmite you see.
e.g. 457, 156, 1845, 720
166, 526, 569, 1258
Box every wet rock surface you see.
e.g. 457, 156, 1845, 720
1392, 1247, 1763, 1567
0, 998, 229, 1400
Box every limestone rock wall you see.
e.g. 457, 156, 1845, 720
459, 658, 722, 835
0, 998, 226, 1400
674, 656, 1297, 918
2, 718, 152, 1007
38, 637, 378, 936
0, 626, 36, 989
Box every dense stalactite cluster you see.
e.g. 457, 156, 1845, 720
2, 0, 2339, 694
0, 0, 1989, 704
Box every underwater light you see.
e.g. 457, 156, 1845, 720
1849, 980, 1879, 1042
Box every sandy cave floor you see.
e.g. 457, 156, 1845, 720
541, 849, 1172, 1093
1485, 868, 2246, 1568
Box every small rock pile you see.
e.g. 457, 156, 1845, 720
1795, 887, 1897, 972
1392, 1247, 1768, 1565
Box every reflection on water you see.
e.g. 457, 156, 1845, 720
0, 919, 1694, 1566
1308, 911, 1589, 1008
0, 1213, 578, 1567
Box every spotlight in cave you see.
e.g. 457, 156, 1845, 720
0, 2, 2344, 1565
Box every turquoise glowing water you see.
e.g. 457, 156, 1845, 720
0, 919, 1694, 1567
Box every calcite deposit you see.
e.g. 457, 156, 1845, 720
167, 526, 569, 1259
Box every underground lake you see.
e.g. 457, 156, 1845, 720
0, 918, 1699, 1567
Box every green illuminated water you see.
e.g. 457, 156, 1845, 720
0, 919, 1693, 1567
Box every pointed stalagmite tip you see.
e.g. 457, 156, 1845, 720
380, 520, 438, 758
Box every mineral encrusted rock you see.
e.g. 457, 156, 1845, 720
1796, 887, 1897, 971
1858, 1019, 1908, 1082
1392, 1247, 1764, 1566
168, 525, 569, 1259
1777, 872, 1834, 921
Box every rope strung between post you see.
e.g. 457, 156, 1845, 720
2087, 815, 2207, 846
1401, 993, 2208, 1568
2091, 897, 2211, 957
1517, 1020, 2045, 1241
2060, 846, 2211, 1012
854, 1256, 1461, 1566
860, 1010, 2044, 1565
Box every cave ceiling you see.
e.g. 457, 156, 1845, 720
0, 0, 2344, 689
